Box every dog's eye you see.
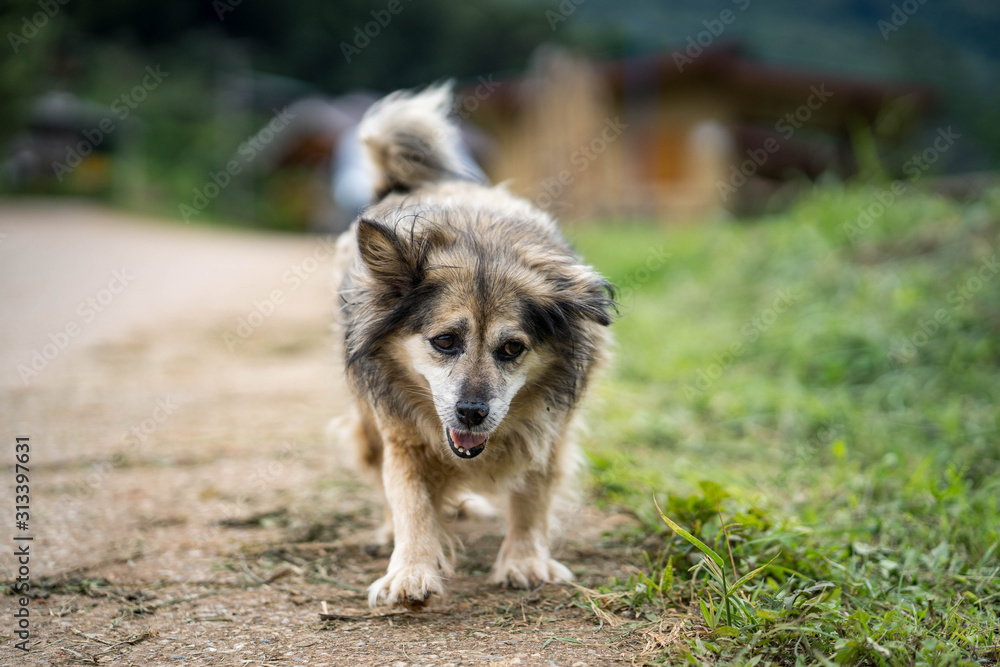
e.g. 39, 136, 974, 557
431, 334, 458, 354
498, 340, 524, 360
404, 150, 426, 165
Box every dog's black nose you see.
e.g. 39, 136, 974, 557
456, 401, 489, 428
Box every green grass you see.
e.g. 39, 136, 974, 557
566, 183, 1000, 665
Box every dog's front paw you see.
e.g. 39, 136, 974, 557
489, 554, 574, 589
368, 561, 445, 609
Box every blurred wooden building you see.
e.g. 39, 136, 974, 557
246, 43, 934, 229
461, 43, 934, 222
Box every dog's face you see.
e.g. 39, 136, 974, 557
349, 213, 615, 460
403, 285, 547, 459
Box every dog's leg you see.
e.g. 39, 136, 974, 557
454, 492, 497, 520
357, 404, 395, 545
334, 403, 395, 545
368, 437, 452, 607
490, 469, 573, 588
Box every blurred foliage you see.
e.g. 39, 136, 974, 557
2, 1, 999, 226
0, 0, 621, 222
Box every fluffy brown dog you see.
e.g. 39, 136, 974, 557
330, 83, 615, 608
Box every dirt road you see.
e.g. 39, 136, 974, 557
0, 201, 645, 666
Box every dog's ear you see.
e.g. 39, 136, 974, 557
525, 266, 618, 342
356, 218, 423, 293
559, 268, 618, 327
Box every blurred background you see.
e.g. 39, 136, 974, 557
3, 2, 1000, 663
2, 0, 998, 229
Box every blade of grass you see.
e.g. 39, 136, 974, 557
656, 497, 725, 568
716, 495, 739, 577
729, 556, 780, 591
721, 563, 733, 627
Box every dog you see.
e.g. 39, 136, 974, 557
330, 83, 615, 608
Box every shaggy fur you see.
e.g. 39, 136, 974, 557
331, 83, 615, 608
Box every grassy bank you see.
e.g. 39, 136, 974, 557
568, 184, 1000, 665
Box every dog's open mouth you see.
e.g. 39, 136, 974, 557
446, 428, 488, 459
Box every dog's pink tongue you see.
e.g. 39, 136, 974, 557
451, 430, 488, 449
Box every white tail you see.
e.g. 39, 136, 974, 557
359, 81, 469, 200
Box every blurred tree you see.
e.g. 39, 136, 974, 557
49, 0, 622, 92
